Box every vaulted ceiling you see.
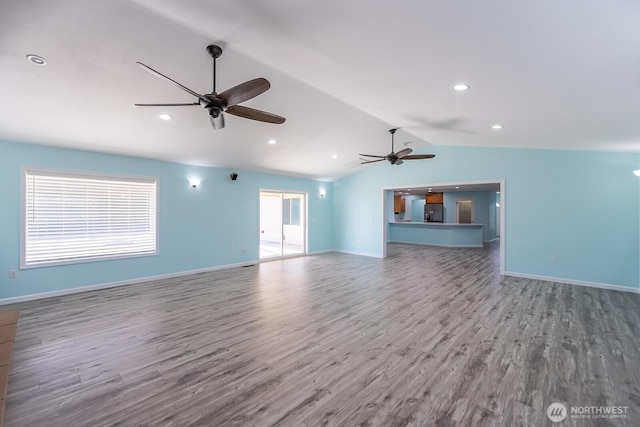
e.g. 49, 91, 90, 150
1, 1, 639, 180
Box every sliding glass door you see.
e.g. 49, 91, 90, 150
259, 191, 306, 259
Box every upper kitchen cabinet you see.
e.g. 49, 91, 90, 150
425, 192, 444, 204
394, 195, 405, 213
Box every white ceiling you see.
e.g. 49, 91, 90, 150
1, 0, 639, 181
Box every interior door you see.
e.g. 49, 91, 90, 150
259, 191, 306, 259
457, 199, 474, 224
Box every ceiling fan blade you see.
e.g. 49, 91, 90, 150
403, 154, 436, 160
360, 158, 386, 164
395, 148, 413, 158
359, 153, 386, 158
137, 62, 207, 102
226, 105, 285, 124
135, 103, 200, 106
218, 78, 271, 107
209, 112, 225, 130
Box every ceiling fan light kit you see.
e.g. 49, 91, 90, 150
360, 128, 435, 166
135, 45, 286, 130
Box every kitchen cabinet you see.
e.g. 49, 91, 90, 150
425, 192, 444, 204
394, 196, 405, 213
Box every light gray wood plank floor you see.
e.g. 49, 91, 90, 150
3, 242, 639, 426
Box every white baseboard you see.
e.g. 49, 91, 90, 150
7, 256, 635, 305
0, 260, 258, 305
307, 249, 334, 255
332, 249, 383, 258
503, 271, 640, 294
388, 240, 483, 248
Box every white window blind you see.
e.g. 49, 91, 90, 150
23, 169, 158, 267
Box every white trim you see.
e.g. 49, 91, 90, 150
499, 180, 506, 274
258, 189, 308, 260
503, 271, 640, 294
259, 252, 306, 263
388, 240, 483, 248
0, 260, 257, 305
378, 188, 384, 259
308, 249, 334, 255
333, 249, 383, 258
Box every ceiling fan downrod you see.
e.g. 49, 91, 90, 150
206, 44, 223, 94
389, 128, 398, 153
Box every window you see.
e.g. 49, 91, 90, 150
282, 197, 301, 226
22, 169, 158, 268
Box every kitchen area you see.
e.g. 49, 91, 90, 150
388, 184, 500, 248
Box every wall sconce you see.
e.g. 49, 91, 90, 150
189, 178, 201, 188
319, 189, 326, 197
634, 169, 640, 177
230, 173, 238, 181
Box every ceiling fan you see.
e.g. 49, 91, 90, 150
135, 44, 285, 130
360, 128, 435, 165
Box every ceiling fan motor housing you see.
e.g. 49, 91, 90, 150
200, 96, 225, 117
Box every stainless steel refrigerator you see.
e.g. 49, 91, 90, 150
425, 204, 443, 222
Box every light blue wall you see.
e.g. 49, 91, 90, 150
2, 140, 638, 298
389, 223, 483, 247
408, 196, 425, 222
0, 140, 333, 299
443, 190, 496, 241
333, 145, 640, 289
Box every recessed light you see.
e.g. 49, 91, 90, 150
492, 124, 504, 129
268, 139, 277, 145
158, 113, 172, 121
407, 189, 412, 191
455, 186, 460, 189
331, 154, 339, 159
453, 83, 470, 91
26, 54, 46, 66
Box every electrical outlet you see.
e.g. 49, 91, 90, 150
551, 256, 557, 264
9, 270, 17, 279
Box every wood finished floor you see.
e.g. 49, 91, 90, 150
3, 242, 640, 427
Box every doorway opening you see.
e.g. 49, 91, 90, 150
381, 179, 505, 274
259, 191, 307, 260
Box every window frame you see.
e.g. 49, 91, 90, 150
20, 167, 159, 269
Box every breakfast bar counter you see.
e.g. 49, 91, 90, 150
388, 221, 484, 248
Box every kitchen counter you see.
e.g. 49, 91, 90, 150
388, 221, 484, 247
